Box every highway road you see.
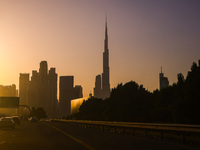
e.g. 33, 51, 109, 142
0, 121, 199, 150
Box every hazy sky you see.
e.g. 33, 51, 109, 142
0, 0, 200, 97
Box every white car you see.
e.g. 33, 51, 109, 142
0, 117, 15, 129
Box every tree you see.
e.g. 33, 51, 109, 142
29, 107, 47, 120
177, 73, 184, 87
78, 97, 106, 120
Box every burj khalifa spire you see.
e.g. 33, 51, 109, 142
101, 17, 110, 99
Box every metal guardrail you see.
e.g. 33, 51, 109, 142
51, 119, 200, 143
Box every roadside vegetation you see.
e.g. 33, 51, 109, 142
70, 59, 200, 125
29, 107, 47, 120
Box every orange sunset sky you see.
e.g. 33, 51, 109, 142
0, 0, 200, 97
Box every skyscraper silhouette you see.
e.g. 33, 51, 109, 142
39, 61, 48, 109
159, 67, 169, 90
19, 73, 29, 105
59, 76, 74, 117
28, 70, 39, 107
0, 84, 18, 97
48, 68, 58, 118
59, 76, 83, 117
74, 85, 83, 98
22, 61, 58, 118
94, 74, 101, 98
101, 18, 110, 99
94, 18, 110, 99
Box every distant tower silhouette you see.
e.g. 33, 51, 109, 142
101, 18, 110, 99
48, 68, 58, 118
39, 61, 48, 111
74, 85, 83, 98
59, 76, 83, 117
159, 67, 169, 90
94, 74, 101, 98
19, 73, 29, 105
28, 70, 39, 107
0, 84, 17, 97
94, 17, 111, 99
25, 61, 58, 118
59, 76, 74, 117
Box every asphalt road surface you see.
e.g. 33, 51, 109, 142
0, 121, 199, 150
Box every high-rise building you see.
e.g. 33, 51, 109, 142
19, 73, 29, 105
74, 85, 83, 98
21, 61, 58, 118
159, 67, 169, 90
59, 76, 74, 117
39, 61, 48, 109
28, 70, 39, 107
94, 75, 101, 98
48, 68, 58, 117
94, 19, 110, 99
59, 76, 83, 117
101, 19, 110, 99
0, 84, 18, 97
39, 61, 48, 76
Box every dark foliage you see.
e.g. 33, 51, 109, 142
104, 82, 152, 122
152, 60, 200, 124
78, 98, 106, 120
29, 107, 47, 120
71, 59, 200, 124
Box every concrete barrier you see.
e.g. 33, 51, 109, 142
51, 119, 200, 144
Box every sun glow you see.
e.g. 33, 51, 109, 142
71, 97, 90, 115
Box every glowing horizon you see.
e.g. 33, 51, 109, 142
0, 0, 200, 97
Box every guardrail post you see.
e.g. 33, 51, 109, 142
102, 125, 105, 131
122, 127, 125, 134
132, 129, 135, 135
114, 127, 116, 133
181, 132, 186, 144
108, 126, 111, 132
145, 129, 148, 137
160, 131, 164, 140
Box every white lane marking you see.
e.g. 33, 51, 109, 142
0, 141, 6, 144
45, 123, 96, 150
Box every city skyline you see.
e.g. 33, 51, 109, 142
19, 61, 58, 118
1, 0, 200, 97
18, 60, 83, 117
